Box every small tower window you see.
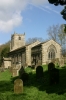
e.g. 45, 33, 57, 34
19, 36, 21, 40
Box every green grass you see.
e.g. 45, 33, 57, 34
0, 69, 12, 81
0, 66, 66, 100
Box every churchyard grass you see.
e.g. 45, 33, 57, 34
0, 69, 12, 81
0, 65, 66, 100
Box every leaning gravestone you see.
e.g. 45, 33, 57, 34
14, 79, 23, 94
36, 66, 43, 79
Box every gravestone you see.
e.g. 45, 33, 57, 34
48, 62, 55, 73
60, 59, 64, 67
19, 66, 29, 82
36, 66, 43, 79
16, 63, 21, 71
9, 67, 13, 74
14, 79, 23, 94
48, 62, 59, 85
19, 66, 25, 78
0, 67, 4, 72
55, 58, 60, 66
49, 68, 59, 85
12, 68, 18, 77
21, 72, 29, 82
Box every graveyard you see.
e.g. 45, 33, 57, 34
0, 64, 66, 100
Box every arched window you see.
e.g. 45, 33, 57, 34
48, 48, 55, 59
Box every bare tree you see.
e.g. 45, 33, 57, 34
58, 24, 66, 46
47, 24, 60, 42
26, 37, 44, 45
47, 24, 66, 56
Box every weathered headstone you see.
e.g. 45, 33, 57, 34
9, 67, 13, 73
14, 79, 23, 94
16, 64, 21, 71
12, 68, 18, 77
0, 67, 4, 72
60, 59, 64, 67
36, 66, 43, 79
55, 58, 60, 66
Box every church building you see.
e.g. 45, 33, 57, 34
7, 32, 61, 68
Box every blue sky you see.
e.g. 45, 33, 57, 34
0, 0, 66, 45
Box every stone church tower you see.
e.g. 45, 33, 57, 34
10, 32, 25, 51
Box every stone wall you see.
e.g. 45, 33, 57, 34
42, 40, 61, 65
31, 44, 42, 66
9, 46, 26, 68
26, 41, 41, 66
3, 58, 11, 68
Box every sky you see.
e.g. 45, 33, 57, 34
0, 0, 66, 45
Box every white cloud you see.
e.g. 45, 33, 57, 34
0, 0, 59, 33
0, 0, 28, 33
31, 0, 48, 5
0, 11, 23, 32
